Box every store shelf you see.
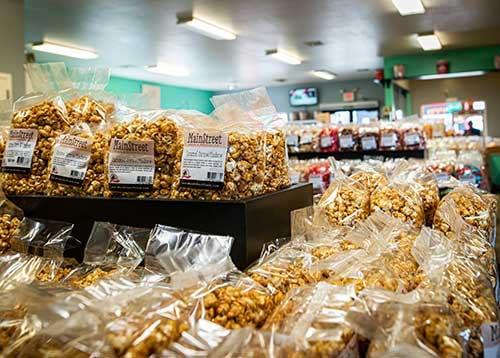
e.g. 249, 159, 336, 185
9, 183, 313, 269
288, 149, 425, 160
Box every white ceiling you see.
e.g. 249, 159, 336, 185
25, 0, 500, 90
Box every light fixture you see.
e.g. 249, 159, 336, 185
392, 0, 425, 15
31, 41, 98, 59
266, 49, 302, 65
147, 62, 190, 77
177, 15, 236, 40
311, 70, 336, 80
418, 71, 486, 80
417, 32, 442, 51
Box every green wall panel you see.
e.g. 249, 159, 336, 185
384, 45, 500, 79
106, 76, 214, 113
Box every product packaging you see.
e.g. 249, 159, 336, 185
338, 124, 359, 151
2, 63, 75, 195
0, 188, 24, 253
379, 122, 402, 151
359, 124, 380, 151
315, 159, 370, 227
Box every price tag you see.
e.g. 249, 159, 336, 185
339, 134, 354, 149
50, 134, 92, 186
289, 172, 300, 184
180, 130, 228, 190
108, 138, 155, 192
1, 128, 38, 173
309, 174, 324, 191
286, 134, 299, 147
380, 133, 396, 148
404, 133, 420, 146
300, 134, 313, 145
320, 136, 333, 148
361, 136, 377, 150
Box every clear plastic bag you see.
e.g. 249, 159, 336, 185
263, 282, 359, 357
0, 188, 24, 253
189, 270, 274, 330
103, 109, 183, 198
349, 163, 388, 195
2, 63, 75, 195
63, 221, 147, 289
338, 124, 359, 151
370, 179, 425, 228
414, 228, 499, 357
316, 159, 370, 227
433, 184, 493, 238
144, 224, 234, 288
379, 122, 402, 151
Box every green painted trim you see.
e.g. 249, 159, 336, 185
405, 92, 412, 116
384, 45, 500, 79
384, 82, 394, 109
105, 76, 214, 114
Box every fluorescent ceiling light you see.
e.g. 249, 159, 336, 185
311, 70, 336, 80
392, 0, 425, 15
266, 49, 302, 65
177, 16, 236, 40
418, 71, 485, 80
147, 62, 190, 77
417, 33, 442, 51
32, 41, 98, 59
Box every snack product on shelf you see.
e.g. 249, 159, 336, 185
378, 123, 402, 151
359, 124, 379, 151
0, 193, 23, 254
338, 124, 359, 151
349, 168, 388, 195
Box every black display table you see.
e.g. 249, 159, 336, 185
289, 149, 425, 160
9, 183, 313, 269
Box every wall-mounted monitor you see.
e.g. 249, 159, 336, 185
289, 88, 318, 106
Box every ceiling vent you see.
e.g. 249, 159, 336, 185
304, 40, 324, 47
274, 78, 286, 83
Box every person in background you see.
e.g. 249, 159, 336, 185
465, 120, 481, 136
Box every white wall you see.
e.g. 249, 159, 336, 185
0, 0, 25, 101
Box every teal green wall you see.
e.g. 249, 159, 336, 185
384, 45, 500, 80
105, 76, 214, 113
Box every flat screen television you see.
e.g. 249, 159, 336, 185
289, 88, 318, 106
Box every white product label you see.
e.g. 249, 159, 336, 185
180, 130, 228, 190
286, 134, 299, 147
459, 173, 477, 186
300, 134, 313, 145
380, 133, 396, 148
309, 174, 324, 191
481, 322, 500, 358
361, 136, 377, 150
1, 128, 38, 173
289, 172, 300, 184
433, 127, 444, 138
50, 135, 91, 186
108, 138, 155, 192
320, 136, 333, 148
339, 134, 354, 149
435, 172, 451, 182
404, 132, 420, 146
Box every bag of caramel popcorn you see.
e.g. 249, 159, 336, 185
0, 253, 49, 291
346, 288, 467, 358
414, 227, 499, 357
212, 87, 291, 195
434, 184, 493, 239
370, 177, 425, 229
263, 282, 360, 357
349, 162, 389, 195
2, 63, 75, 195
0, 188, 23, 254
102, 109, 182, 198
316, 159, 370, 227
63, 221, 147, 289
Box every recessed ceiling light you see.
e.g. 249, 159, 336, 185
177, 15, 236, 40
418, 71, 485, 80
147, 62, 190, 77
227, 83, 237, 90
392, 0, 425, 16
31, 41, 98, 59
417, 32, 442, 51
266, 49, 302, 65
311, 70, 336, 80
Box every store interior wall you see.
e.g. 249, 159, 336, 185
0, 0, 25, 101
216, 79, 385, 115
106, 76, 214, 114
410, 72, 500, 136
